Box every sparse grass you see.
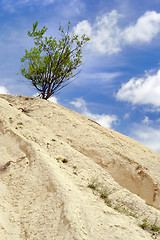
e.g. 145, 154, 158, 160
139, 218, 160, 236
150, 224, 160, 232
139, 221, 148, 230
56, 157, 68, 163
128, 211, 137, 218
99, 188, 112, 207
122, 207, 137, 218
87, 182, 97, 190
87, 178, 160, 239
62, 158, 68, 163
88, 178, 138, 216
17, 122, 23, 126
73, 165, 78, 175
139, 218, 150, 230
114, 205, 121, 212
87, 178, 99, 191
113, 203, 137, 218
15, 122, 24, 129
88, 179, 112, 207
56, 157, 62, 162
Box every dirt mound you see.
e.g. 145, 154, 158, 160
0, 94, 160, 239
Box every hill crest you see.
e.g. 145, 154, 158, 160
0, 94, 160, 239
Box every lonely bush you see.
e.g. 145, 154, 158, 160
20, 21, 90, 99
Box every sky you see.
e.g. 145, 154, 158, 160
1, 0, 160, 151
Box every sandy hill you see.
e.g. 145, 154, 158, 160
0, 94, 160, 240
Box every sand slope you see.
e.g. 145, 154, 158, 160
0, 94, 160, 240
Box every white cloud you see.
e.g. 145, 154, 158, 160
88, 72, 121, 82
1, 0, 56, 12
33, 93, 58, 103
48, 96, 58, 104
70, 97, 118, 128
142, 116, 152, 125
131, 125, 160, 152
70, 97, 85, 109
73, 10, 160, 55
116, 69, 160, 107
2, 0, 85, 16
60, 0, 85, 17
0, 86, 9, 94
74, 10, 122, 55
73, 71, 122, 87
124, 11, 160, 44
73, 20, 92, 37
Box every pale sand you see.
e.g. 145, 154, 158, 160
0, 94, 160, 239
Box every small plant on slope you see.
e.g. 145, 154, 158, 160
20, 21, 90, 100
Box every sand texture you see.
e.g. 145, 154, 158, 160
0, 94, 160, 240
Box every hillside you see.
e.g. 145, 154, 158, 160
0, 94, 160, 240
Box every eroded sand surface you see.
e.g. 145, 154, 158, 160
0, 94, 160, 240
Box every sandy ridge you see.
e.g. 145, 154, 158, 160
0, 94, 160, 239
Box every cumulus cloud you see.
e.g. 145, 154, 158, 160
73, 10, 160, 55
33, 93, 58, 103
116, 69, 160, 107
0, 86, 9, 94
124, 11, 160, 44
48, 96, 58, 104
73, 20, 92, 37
131, 124, 160, 151
70, 97, 118, 128
74, 10, 122, 55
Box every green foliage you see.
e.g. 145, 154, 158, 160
56, 157, 68, 163
73, 165, 77, 169
139, 218, 160, 235
20, 21, 90, 99
99, 188, 112, 207
114, 204, 137, 218
61, 158, 68, 163
87, 178, 99, 191
87, 179, 112, 207
88, 178, 139, 215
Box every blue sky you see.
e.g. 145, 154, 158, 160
1, 0, 160, 151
